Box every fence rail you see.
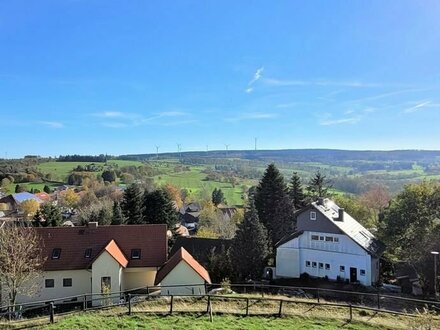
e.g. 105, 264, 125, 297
1, 282, 439, 326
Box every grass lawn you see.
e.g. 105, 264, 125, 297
31, 313, 391, 330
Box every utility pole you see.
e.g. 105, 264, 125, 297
432, 251, 439, 299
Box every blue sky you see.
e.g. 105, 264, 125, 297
1, 1, 440, 157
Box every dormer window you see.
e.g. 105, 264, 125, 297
84, 248, 92, 258
310, 211, 317, 220
131, 249, 141, 259
52, 248, 61, 259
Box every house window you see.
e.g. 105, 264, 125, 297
360, 269, 366, 276
311, 235, 319, 241
319, 263, 323, 269
84, 248, 92, 258
334, 237, 339, 243
319, 236, 324, 241
101, 277, 111, 293
325, 263, 330, 270
51, 248, 61, 259
45, 279, 55, 288
306, 261, 311, 267
312, 262, 317, 268
340, 266, 345, 272
325, 236, 334, 242
310, 211, 317, 220
63, 278, 72, 287
131, 249, 141, 259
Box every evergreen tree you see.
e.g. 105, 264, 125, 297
230, 201, 270, 280
43, 185, 51, 194
143, 189, 178, 228
111, 201, 124, 225
101, 170, 117, 182
289, 172, 306, 209
35, 204, 62, 227
212, 188, 225, 206
121, 184, 143, 224
255, 164, 294, 247
98, 207, 112, 225
306, 171, 332, 200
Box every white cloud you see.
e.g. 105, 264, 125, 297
157, 111, 187, 117
225, 111, 277, 122
38, 121, 64, 128
101, 122, 128, 128
245, 67, 264, 93
404, 101, 431, 113
263, 78, 388, 88
319, 114, 361, 126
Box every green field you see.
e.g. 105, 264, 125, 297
4, 182, 59, 194
153, 166, 252, 206
21, 313, 391, 330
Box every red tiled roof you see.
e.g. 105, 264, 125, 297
96, 239, 128, 268
155, 247, 211, 285
36, 224, 167, 271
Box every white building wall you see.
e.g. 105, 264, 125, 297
91, 251, 123, 306
2, 270, 91, 306
160, 261, 206, 296
122, 267, 157, 291
276, 231, 374, 286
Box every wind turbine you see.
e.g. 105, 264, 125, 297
155, 145, 160, 160
225, 144, 230, 157
177, 143, 182, 161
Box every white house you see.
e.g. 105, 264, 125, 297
155, 247, 211, 296
276, 198, 385, 286
1, 223, 168, 307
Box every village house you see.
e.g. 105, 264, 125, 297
155, 247, 211, 296
1, 223, 168, 307
0, 192, 43, 217
275, 198, 385, 286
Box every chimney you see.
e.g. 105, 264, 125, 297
88, 222, 98, 228
338, 208, 344, 222
317, 197, 324, 205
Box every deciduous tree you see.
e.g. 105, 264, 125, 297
0, 225, 45, 309
19, 199, 39, 219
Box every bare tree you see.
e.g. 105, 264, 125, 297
0, 224, 45, 310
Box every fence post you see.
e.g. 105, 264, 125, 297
349, 304, 352, 322
83, 295, 87, 311
317, 289, 320, 303
49, 302, 55, 324
128, 294, 132, 315
377, 291, 381, 310
246, 298, 249, 316
261, 283, 264, 297
169, 295, 174, 315
206, 295, 211, 313
278, 300, 283, 317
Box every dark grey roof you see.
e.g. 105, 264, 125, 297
275, 230, 304, 248
311, 199, 385, 257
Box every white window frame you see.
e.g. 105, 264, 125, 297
360, 269, 366, 276
310, 211, 317, 220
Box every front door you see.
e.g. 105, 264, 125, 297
350, 267, 357, 282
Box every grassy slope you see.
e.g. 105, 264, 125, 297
39, 314, 386, 330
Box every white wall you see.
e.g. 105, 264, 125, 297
122, 267, 157, 291
160, 261, 206, 296
91, 251, 123, 306
276, 231, 373, 286
3, 270, 91, 306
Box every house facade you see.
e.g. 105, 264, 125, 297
1, 223, 167, 307
276, 199, 385, 286
155, 247, 211, 296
